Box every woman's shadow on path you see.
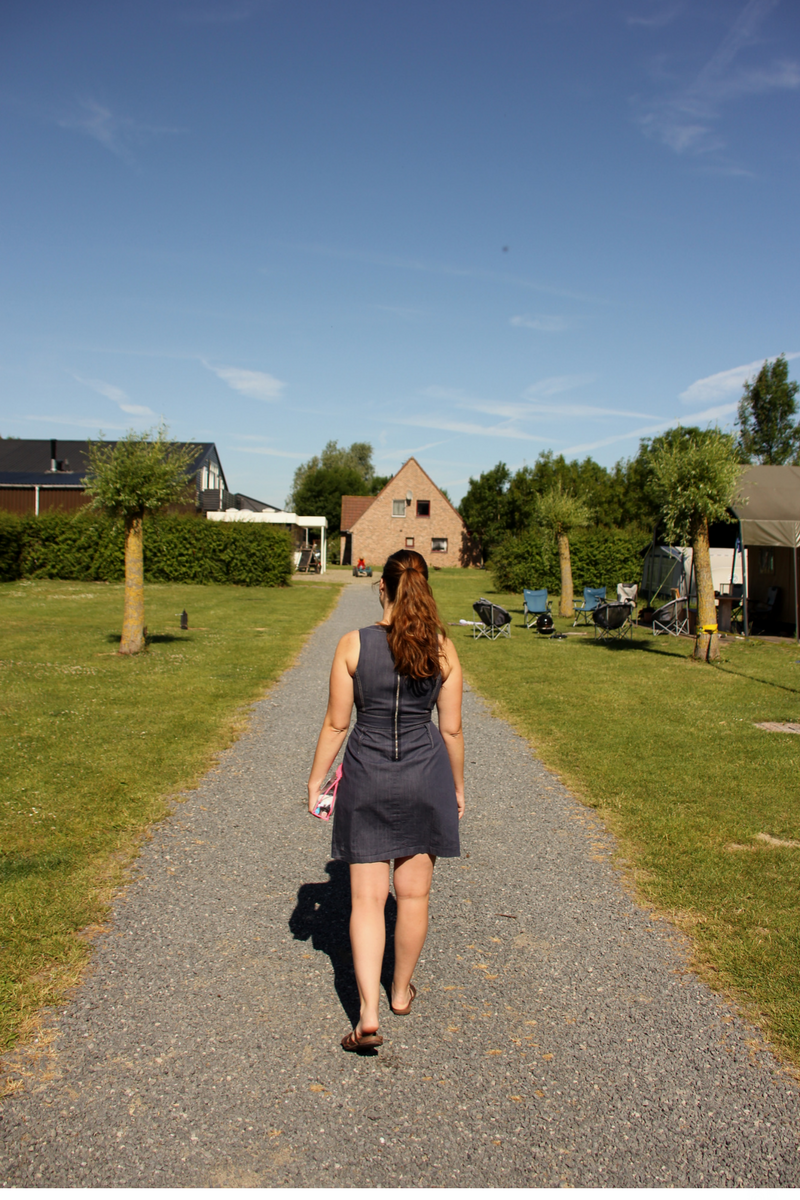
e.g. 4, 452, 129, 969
289, 860, 397, 1031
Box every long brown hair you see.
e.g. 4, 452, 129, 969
381, 549, 447, 679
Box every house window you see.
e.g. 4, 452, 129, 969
759, 548, 775, 573
416, 500, 430, 518
431, 537, 448, 553
392, 500, 405, 517
405, 537, 415, 548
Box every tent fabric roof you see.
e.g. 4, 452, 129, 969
340, 494, 375, 531
732, 465, 800, 549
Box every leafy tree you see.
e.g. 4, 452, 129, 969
458, 462, 511, 563
292, 464, 370, 543
83, 427, 198, 655
648, 428, 742, 662
533, 483, 592, 616
736, 355, 800, 464
287, 440, 377, 510
371, 473, 393, 495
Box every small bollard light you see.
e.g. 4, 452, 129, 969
180, 610, 188, 630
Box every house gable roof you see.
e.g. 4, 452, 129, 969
348, 458, 464, 529
340, 494, 376, 531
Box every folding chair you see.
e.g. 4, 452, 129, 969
523, 588, 552, 629
593, 601, 634, 641
651, 597, 689, 637
296, 548, 313, 572
573, 587, 606, 626
472, 597, 511, 640
617, 582, 638, 607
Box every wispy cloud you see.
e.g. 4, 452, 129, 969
563, 402, 739, 455
58, 100, 185, 163
385, 415, 551, 443
203, 361, 286, 401
636, 0, 799, 157
524, 374, 595, 398
71, 373, 156, 416
680, 352, 800, 404
627, 4, 683, 29
285, 242, 606, 305
26, 415, 129, 431
376, 440, 451, 459
234, 446, 306, 459
510, 314, 572, 333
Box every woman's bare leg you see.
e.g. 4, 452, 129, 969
391, 853, 435, 1011
349, 861, 391, 1034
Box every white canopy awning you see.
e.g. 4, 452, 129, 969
206, 509, 328, 571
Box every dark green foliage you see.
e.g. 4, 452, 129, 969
0, 513, 24, 582
292, 465, 370, 540
490, 527, 648, 594
2, 513, 292, 587
736, 355, 800, 465
458, 463, 511, 561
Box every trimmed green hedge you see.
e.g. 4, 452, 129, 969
0, 513, 292, 587
490, 528, 649, 595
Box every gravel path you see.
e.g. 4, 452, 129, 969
2, 579, 800, 1187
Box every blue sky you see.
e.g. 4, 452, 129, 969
1, 0, 798, 507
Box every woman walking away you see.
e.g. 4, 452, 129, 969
307, 549, 465, 1051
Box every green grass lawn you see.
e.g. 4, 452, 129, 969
430, 569, 800, 1065
0, 577, 343, 1051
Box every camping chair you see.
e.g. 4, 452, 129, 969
593, 601, 634, 642
472, 597, 511, 640
651, 596, 689, 637
573, 587, 606, 626
748, 585, 781, 635
617, 582, 638, 609
523, 588, 552, 629
296, 548, 313, 573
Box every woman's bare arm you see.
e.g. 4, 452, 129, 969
436, 637, 465, 819
307, 631, 358, 812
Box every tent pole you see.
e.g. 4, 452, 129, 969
740, 520, 749, 640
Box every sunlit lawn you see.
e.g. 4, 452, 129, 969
0, 577, 343, 1051
430, 568, 800, 1065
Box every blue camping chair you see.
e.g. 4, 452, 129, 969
523, 588, 552, 630
573, 586, 606, 626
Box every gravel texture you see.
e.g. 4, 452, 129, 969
2, 578, 800, 1187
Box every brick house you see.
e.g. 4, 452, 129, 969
340, 457, 478, 568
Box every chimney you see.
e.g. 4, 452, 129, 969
50, 439, 57, 472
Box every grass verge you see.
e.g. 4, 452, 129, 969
0, 577, 343, 1052
430, 569, 800, 1067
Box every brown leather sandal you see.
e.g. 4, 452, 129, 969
341, 1029, 383, 1051
390, 982, 417, 1016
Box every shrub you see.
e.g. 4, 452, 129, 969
5, 512, 292, 587
491, 528, 649, 595
0, 512, 24, 581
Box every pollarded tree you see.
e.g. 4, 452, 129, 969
648, 427, 742, 663
534, 483, 592, 617
83, 427, 198, 655
736, 354, 800, 465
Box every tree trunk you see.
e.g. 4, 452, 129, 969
558, 531, 574, 617
692, 517, 719, 662
120, 514, 145, 655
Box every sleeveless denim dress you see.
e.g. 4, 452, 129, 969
331, 624, 461, 864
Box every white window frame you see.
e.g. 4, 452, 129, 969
431, 537, 448, 553
392, 499, 405, 517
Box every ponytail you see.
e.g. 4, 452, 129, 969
381, 549, 447, 679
